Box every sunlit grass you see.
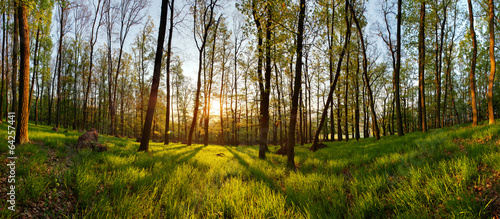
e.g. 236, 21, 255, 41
0, 120, 499, 218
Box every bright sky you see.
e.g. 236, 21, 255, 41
49, 0, 384, 87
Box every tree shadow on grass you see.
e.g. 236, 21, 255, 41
174, 145, 206, 165
224, 146, 277, 192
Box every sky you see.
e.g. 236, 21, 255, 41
49, 0, 386, 84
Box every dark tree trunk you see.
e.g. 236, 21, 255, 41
15, 1, 30, 144
418, 1, 427, 132
311, 1, 351, 151
56, 3, 65, 128
164, 0, 175, 144
395, 0, 403, 136
187, 0, 216, 146
138, 0, 169, 152
287, 0, 306, 169
349, 1, 380, 140
29, 26, 40, 117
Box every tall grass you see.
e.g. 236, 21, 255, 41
1, 121, 499, 218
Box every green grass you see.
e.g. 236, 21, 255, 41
1, 121, 499, 218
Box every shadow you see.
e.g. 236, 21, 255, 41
225, 146, 278, 193
175, 145, 205, 165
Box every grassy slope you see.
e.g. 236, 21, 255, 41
1, 121, 499, 218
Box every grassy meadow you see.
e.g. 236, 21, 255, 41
1, 121, 499, 218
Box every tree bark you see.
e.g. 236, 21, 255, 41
187, 0, 216, 146
467, 0, 478, 126
0, 11, 5, 123
395, 0, 404, 136
487, 0, 496, 124
11, 6, 18, 115
164, 0, 175, 144
311, 1, 351, 151
15, 0, 30, 144
138, 0, 169, 152
287, 0, 306, 169
349, 1, 380, 140
418, 1, 427, 132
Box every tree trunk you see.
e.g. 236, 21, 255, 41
395, 0, 404, 136
204, 18, 220, 146
467, 0, 478, 126
12, 7, 19, 115
0, 12, 5, 123
355, 55, 360, 140
488, 0, 496, 124
349, 2, 380, 140
138, 0, 169, 152
187, 0, 216, 146
56, 4, 65, 128
345, 53, 349, 142
287, 0, 306, 168
15, 0, 30, 144
311, 1, 351, 151
164, 0, 175, 144
418, 1, 427, 132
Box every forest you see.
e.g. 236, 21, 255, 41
0, 0, 499, 217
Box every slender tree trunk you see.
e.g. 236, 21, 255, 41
138, 0, 169, 152
56, 3, 65, 128
467, 0, 478, 126
0, 11, 5, 123
349, 2, 380, 140
345, 53, 349, 142
84, 0, 103, 130
355, 55, 360, 140
164, 0, 175, 144
418, 1, 427, 132
395, 0, 404, 136
15, 0, 30, 144
287, 0, 306, 168
11, 7, 18, 115
488, 0, 496, 124
29, 26, 40, 117
187, 0, 215, 146
204, 18, 220, 146
311, 2, 351, 151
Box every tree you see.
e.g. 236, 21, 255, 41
396, 0, 403, 136
12, 2, 18, 115
15, 0, 30, 144
83, 0, 105, 130
467, 0, 478, 126
287, 0, 306, 168
418, 0, 426, 132
349, 0, 380, 140
0, 9, 6, 123
110, 0, 147, 136
137, 0, 169, 152
55, 0, 70, 128
187, 0, 217, 146
487, 0, 495, 124
311, 0, 351, 151
164, 0, 175, 144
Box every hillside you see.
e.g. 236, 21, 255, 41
1, 122, 499, 218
